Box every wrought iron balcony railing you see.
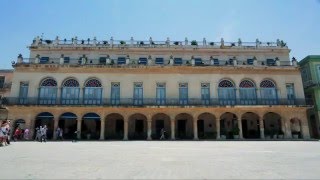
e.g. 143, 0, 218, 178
2, 97, 311, 107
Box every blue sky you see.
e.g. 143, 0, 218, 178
0, 0, 319, 69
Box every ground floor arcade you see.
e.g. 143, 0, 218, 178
5, 106, 311, 140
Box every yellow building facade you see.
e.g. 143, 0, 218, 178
5, 37, 311, 140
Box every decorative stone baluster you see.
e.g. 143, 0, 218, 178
35, 36, 40, 45
81, 55, 86, 65
169, 55, 174, 65
54, 36, 59, 45
110, 37, 114, 46
35, 54, 40, 64
292, 57, 297, 67
147, 55, 152, 66
256, 38, 260, 47
130, 37, 134, 46
210, 56, 214, 65
166, 37, 170, 47
59, 54, 64, 65
191, 56, 195, 66
253, 56, 258, 66
238, 38, 242, 46
17, 54, 23, 64
106, 55, 110, 64
203, 38, 206, 46
126, 55, 130, 65
74, 36, 78, 45
221, 38, 224, 47
149, 37, 153, 46
275, 57, 280, 66
185, 37, 188, 45
93, 37, 97, 46
233, 56, 238, 66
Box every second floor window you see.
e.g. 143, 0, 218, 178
133, 82, 143, 105
99, 57, 107, 64
38, 78, 57, 105
260, 79, 278, 105
179, 83, 188, 105
61, 79, 80, 105
84, 79, 102, 105
19, 82, 28, 104
156, 83, 166, 105
286, 83, 295, 105
40, 57, 49, 64
111, 82, 120, 105
201, 83, 210, 105
239, 80, 257, 105
195, 58, 202, 65
218, 79, 236, 105
64, 57, 70, 64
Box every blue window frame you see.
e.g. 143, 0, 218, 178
174, 58, 183, 65
64, 57, 70, 64
195, 58, 202, 65
201, 83, 210, 105
286, 83, 295, 105
155, 58, 164, 65
133, 82, 143, 105
266, 59, 275, 66
156, 83, 166, 105
218, 80, 236, 105
99, 57, 107, 64
179, 83, 188, 105
239, 80, 257, 105
38, 78, 57, 105
214, 59, 219, 65
260, 80, 278, 105
138, 58, 147, 65
111, 82, 120, 105
117, 57, 126, 64
19, 82, 28, 104
247, 59, 253, 65
40, 57, 49, 64
61, 79, 80, 105
84, 79, 102, 105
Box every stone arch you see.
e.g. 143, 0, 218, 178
263, 112, 282, 139
241, 112, 260, 139
260, 79, 277, 88
218, 79, 235, 87
220, 112, 238, 139
290, 118, 302, 139
34, 112, 54, 139
218, 79, 236, 105
175, 113, 193, 139
105, 113, 125, 140
239, 79, 256, 88
197, 113, 216, 139
38, 78, 58, 105
151, 113, 171, 139
81, 113, 101, 140
84, 78, 102, 87
128, 113, 148, 140
83, 78, 103, 105
62, 78, 80, 87
59, 112, 77, 139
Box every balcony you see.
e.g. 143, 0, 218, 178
0, 82, 12, 90
2, 97, 310, 107
29, 37, 289, 50
14, 58, 294, 68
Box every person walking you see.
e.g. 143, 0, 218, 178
24, 128, 29, 140
160, 128, 166, 140
72, 130, 78, 142
35, 127, 41, 142
55, 127, 61, 140
0, 121, 8, 146
40, 125, 48, 142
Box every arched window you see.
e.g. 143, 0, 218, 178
38, 78, 57, 105
61, 78, 80, 104
218, 79, 236, 105
260, 79, 278, 105
84, 78, 102, 105
239, 79, 257, 105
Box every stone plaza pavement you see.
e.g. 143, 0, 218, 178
1, 141, 320, 179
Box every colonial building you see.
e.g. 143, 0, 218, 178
0, 69, 13, 122
299, 55, 320, 138
5, 36, 310, 140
